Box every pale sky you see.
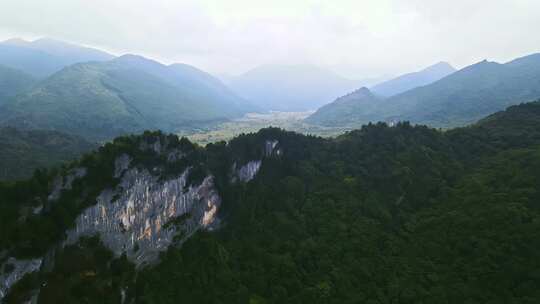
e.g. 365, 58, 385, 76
1, 0, 539, 79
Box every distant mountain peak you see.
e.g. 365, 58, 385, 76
114, 54, 162, 66
356, 86, 371, 93
32, 37, 67, 44
305, 86, 381, 126
454, 59, 499, 74
1, 38, 30, 46
425, 61, 455, 72
433, 61, 452, 67
331, 87, 378, 106
345, 87, 374, 98
505, 53, 540, 67
227, 63, 360, 111
0, 37, 115, 77
370, 61, 457, 97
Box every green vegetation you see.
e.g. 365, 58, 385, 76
0, 127, 97, 180
0, 55, 253, 141
3, 101, 540, 303
0, 64, 36, 106
308, 53, 540, 128
304, 87, 381, 127
0, 130, 201, 258
181, 111, 350, 145
4, 237, 135, 304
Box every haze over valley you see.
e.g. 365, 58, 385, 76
2, 1, 540, 303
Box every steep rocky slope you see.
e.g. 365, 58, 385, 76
0, 130, 282, 302
2, 102, 540, 303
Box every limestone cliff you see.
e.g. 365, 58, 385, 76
66, 165, 220, 266
0, 258, 42, 300
0, 134, 280, 301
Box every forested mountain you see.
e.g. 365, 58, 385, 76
225, 64, 361, 111
0, 127, 97, 181
384, 54, 540, 126
308, 53, 540, 128
304, 87, 381, 126
0, 38, 114, 78
370, 61, 456, 97
0, 65, 36, 106
0, 55, 253, 141
2, 101, 540, 303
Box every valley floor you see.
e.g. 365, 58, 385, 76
180, 111, 352, 145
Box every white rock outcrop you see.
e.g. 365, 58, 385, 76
66, 167, 220, 266
48, 167, 87, 202
0, 258, 42, 300
232, 139, 280, 183
234, 161, 262, 183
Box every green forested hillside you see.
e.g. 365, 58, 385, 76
386, 54, 540, 126
0, 55, 253, 141
0, 127, 97, 180
304, 87, 381, 126
3, 101, 540, 303
308, 53, 540, 128
0, 65, 36, 105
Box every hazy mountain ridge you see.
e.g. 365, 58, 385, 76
0, 53, 254, 141
370, 61, 456, 97
0, 38, 114, 78
304, 87, 381, 126
226, 64, 362, 111
389, 53, 540, 126
0, 65, 36, 106
307, 53, 540, 128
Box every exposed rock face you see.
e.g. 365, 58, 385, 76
265, 140, 279, 156
114, 154, 131, 178
139, 138, 163, 155
234, 161, 262, 182
66, 167, 221, 266
166, 150, 185, 163
48, 167, 87, 202
1, 135, 277, 299
0, 258, 42, 300
232, 140, 280, 183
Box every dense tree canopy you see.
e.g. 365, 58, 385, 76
3, 101, 540, 303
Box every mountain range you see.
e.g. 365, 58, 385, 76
0, 52, 254, 141
370, 61, 456, 97
224, 64, 363, 111
307, 53, 540, 127
0, 38, 114, 78
0, 65, 36, 104
2, 101, 540, 303
2, 35, 540, 304
304, 87, 381, 126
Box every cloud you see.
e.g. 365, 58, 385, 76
0, 0, 539, 78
